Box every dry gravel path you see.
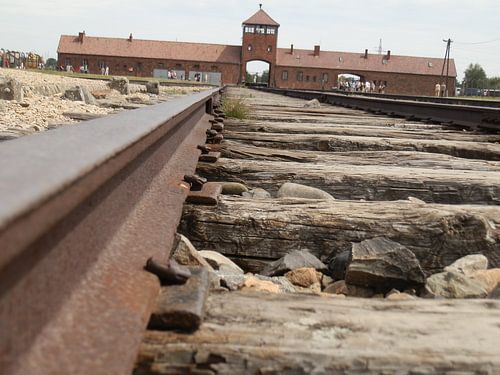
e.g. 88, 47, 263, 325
0, 68, 209, 138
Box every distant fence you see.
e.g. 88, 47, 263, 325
0, 49, 44, 69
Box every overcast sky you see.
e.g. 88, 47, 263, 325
2, 0, 499, 80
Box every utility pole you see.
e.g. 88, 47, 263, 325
440, 38, 453, 96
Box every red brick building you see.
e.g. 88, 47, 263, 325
57, 7, 456, 95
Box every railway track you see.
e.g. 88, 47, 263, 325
258, 87, 500, 132
0, 87, 222, 374
1, 85, 500, 374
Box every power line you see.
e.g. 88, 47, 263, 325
455, 37, 500, 45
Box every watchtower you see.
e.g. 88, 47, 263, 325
241, 5, 280, 86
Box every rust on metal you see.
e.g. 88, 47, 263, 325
0, 87, 222, 374
147, 267, 210, 332
145, 258, 191, 285
186, 182, 223, 206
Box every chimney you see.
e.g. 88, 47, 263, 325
78, 31, 85, 43
386, 50, 391, 59
364, 49, 368, 59
128, 33, 133, 42
314, 45, 320, 57
290, 44, 294, 54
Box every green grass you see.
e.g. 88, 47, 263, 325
221, 98, 251, 119
25, 69, 208, 85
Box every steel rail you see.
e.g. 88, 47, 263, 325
258, 88, 500, 132
331, 90, 500, 109
0, 87, 221, 375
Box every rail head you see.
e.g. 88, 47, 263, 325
0, 86, 221, 374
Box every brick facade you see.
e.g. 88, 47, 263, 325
57, 8, 456, 96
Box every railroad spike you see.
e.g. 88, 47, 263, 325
197, 144, 212, 154
144, 258, 191, 285
184, 174, 207, 191
206, 129, 218, 137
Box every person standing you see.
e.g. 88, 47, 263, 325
435, 83, 441, 97
104, 66, 109, 76
441, 83, 446, 97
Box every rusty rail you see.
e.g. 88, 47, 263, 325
0, 87, 222, 374
257, 87, 500, 132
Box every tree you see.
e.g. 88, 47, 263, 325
463, 63, 487, 88
260, 70, 269, 84
488, 77, 500, 90
45, 58, 57, 69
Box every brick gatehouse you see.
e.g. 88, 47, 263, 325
57, 7, 456, 96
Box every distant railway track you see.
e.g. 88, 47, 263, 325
0, 87, 222, 374
257, 87, 500, 132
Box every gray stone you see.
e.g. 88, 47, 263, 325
81, 86, 97, 105
173, 234, 214, 270
304, 99, 320, 108
0, 78, 24, 101
277, 182, 335, 200
198, 250, 244, 274
221, 182, 249, 196
425, 270, 488, 299
345, 237, 426, 293
444, 254, 489, 276
108, 76, 130, 95
218, 266, 246, 291
64, 86, 95, 104
261, 249, 328, 277
146, 80, 160, 95
242, 188, 271, 199
328, 250, 352, 281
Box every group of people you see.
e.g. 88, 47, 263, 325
100, 66, 110, 75
434, 82, 447, 97
1, 49, 44, 69
339, 80, 387, 94
166, 70, 178, 79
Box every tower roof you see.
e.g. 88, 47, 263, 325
242, 9, 280, 27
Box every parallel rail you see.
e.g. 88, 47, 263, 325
258, 88, 500, 132
0, 87, 222, 374
331, 90, 500, 109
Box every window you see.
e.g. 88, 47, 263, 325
282, 70, 288, 81
247, 44, 253, 51
266, 27, 276, 35
313, 76, 317, 82
245, 26, 255, 33
297, 71, 303, 81
256, 26, 265, 34
98, 60, 106, 69
64, 58, 71, 66
306, 75, 310, 82
137, 61, 142, 69
82, 59, 88, 66
322, 73, 329, 83
267, 45, 272, 53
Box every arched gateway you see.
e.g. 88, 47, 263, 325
240, 6, 279, 87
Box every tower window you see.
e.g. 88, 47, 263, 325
247, 44, 253, 51
267, 45, 272, 52
297, 71, 303, 81
266, 28, 276, 35
256, 26, 265, 34
245, 26, 255, 33
282, 70, 288, 81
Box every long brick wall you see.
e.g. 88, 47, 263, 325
57, 53, 241, 85
58, 52, 454, 96
273, 65, 455, 96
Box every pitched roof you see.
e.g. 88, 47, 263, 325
276, 48, 457, 77
57, 35, 242, 65
242, 9, 280, 27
